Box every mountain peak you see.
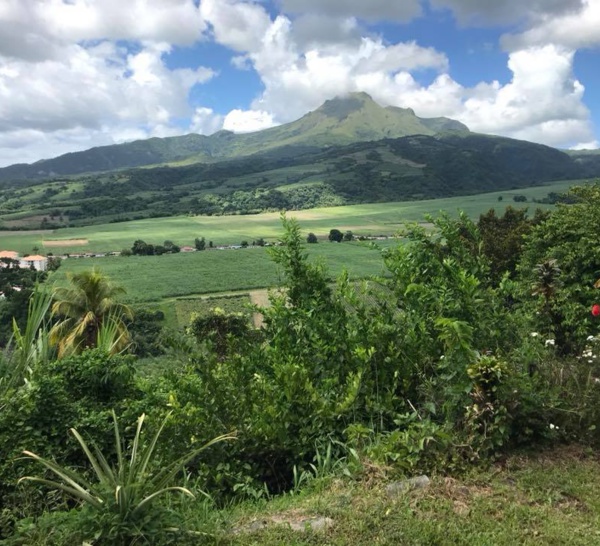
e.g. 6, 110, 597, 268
317, 92, 376, 121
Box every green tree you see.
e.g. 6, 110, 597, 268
519, 184, 600, 352
478, 206, 547, 283
163, 240, 180, 253
49, 269, 133, 357
328, 229, 343, 242
194, 237, 206, 251
306, 232, 318, 243
343, 230, 354, 241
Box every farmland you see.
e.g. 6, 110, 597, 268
50, 241, 389, 304
1, 179, 578, 255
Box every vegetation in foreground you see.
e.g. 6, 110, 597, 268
1, 184, 600, 544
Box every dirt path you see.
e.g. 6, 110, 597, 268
249, 289, 270, 328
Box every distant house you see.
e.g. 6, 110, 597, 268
180, 246, 195, 253
0, 250, 19, 260
19, 255, 48, 271
0, 250, 20, 268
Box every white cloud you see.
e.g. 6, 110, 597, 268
0, 42, 215, 134
458, 46, 594, 147
279, 0, 422, 22
223, 109, 276, 133
201, 1, 596, 150
290, 14, 362, 48
200, 0, 272, 52
571, 140, 600, 151
502, 0, 600, 50
190, 107, 225, 135
0, 0, 216, 167
430, 0, 585, 26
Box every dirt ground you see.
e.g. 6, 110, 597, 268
249, 289, 270, 328
43, 238, 89, 247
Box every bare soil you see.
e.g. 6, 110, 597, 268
43, 238, 89, 247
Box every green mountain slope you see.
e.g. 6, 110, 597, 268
0, 93, 468, 182
2, 131, 597, 230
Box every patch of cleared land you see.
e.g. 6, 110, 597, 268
43, 238, 88, 247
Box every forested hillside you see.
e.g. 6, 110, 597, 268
1, 132, 595, 229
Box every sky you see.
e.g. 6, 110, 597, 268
0, 0, 599, 168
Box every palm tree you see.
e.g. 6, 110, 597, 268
49, 269, 133, 357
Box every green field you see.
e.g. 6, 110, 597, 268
50, 242, 388, 304
0, 180, 578, 255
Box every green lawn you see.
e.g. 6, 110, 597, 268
50, 242, 388, 303
1, 180, 579, 255
218, 446, 600, 545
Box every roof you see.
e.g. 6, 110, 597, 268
21, 255, 47, 261
0, 250, 19, 259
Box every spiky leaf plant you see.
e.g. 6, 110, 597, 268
19, 411, 235, 545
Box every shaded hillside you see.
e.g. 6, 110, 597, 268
1, 131, 596, 229
0, 93, 468, 182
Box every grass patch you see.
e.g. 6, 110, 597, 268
217, 446, 600, 545
49, 243, 387, 303
1, 180, 580, 254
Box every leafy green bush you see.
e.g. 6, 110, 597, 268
17, 411, 233, 546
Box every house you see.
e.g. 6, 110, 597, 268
0, 250, 20, 268
180, 246, 196, 253
19, 255, 48, 271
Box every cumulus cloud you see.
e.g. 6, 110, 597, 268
502, 0, 600, 50
290, 14, 362, 48
190, 107, 225, 135
279, 0, 422, 22
0, 42, 215, 133
223, 109, 276, 133
200, 0, 596, 149
200, 0, 272, 52
0, 0, 216, 166
430, 0, 584, 26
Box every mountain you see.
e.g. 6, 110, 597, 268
0, 93, 469, 182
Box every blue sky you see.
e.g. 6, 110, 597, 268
0, 0, 598, 167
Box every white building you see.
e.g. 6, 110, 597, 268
19, 254, 48, 271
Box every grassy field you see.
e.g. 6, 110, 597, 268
50, 242, 388, 304
1, 180, 579, 255
217, 446, 600, 545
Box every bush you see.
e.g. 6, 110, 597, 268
328, 229, 343, 242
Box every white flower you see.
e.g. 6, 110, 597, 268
549, 423, 559, 430
587, 335, 596, 341
530, 332, 540, 338
545, 339, 555, 347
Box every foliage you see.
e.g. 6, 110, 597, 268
0, 261, 47, 346
0, 285, 53, 396
477, 206, 548, 283
306, 232, 318, 243
49, 268, 133, 357
6, 191, 600, 543
127, 308, 165, 357
328, 229, 343, 242
194, 237, 205, 251
519, 183, 600, 353
19, 411, 234, 545
187, 307, 249, 359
